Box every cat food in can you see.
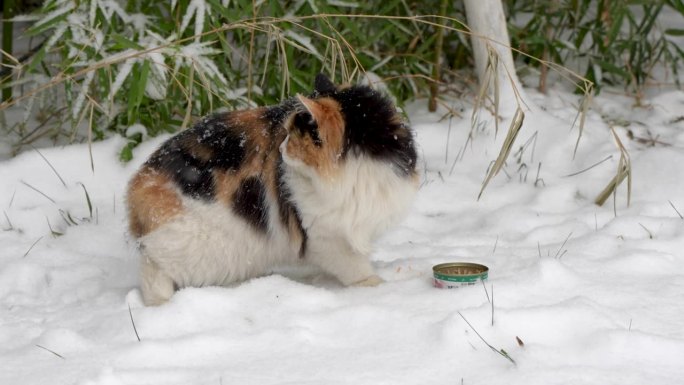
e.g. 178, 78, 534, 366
433, 262, 489, 289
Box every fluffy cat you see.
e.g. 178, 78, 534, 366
126, 74, 419, 305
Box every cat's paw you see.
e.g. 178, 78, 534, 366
352, 275, 384, 287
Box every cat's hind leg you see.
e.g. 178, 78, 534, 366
140, 253, 176, 306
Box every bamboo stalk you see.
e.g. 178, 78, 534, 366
428, 0, 448, 112
2, 0, 14, 101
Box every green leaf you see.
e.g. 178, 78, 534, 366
665, 29, 684, 36
79, 183, 93, 219
206, 0, 237, 20
595, 59, 630, 79
667, 0, 684, 14
127, 60, 150, 123
111, 34, 145, 50
120, 142, 135, 162
26, 44, 48, 73
26, 12, 69, 37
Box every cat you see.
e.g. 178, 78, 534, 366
126, 74, 419, 306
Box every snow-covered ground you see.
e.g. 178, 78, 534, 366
1, 84, 684, 385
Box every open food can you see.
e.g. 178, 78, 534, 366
433, 262, 489, 289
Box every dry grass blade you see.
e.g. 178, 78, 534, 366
22, 236, 43, 258
33, 147, 67, 187
490, 46, 500, 137
572, 85, 594, 159
470, 49, 494, 134
563, 155, 613, 177
128, 303, 141, 342
35, 344, 65, 359
554, 232, 573, 259
481, 279, 491, 303
3, 210, 13, 231
87, 102, 95, 172
21, 180, 56, 204
478, 107, 525, 200
595, 127, 631, 207
668, 200, 683, 220
457, 311, 515, 365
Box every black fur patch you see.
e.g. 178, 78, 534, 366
264, 100, 298, 129
322, 86, 417, 177
194, 114, 247, 170
146, 139, 216, 200
314, 73, 336, 95
293, 111, 322, 146
145, 113, 247, 201
233, 176, 268, 233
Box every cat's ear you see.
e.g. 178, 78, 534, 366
314, 73, 336, 95
296, 94, 323, 122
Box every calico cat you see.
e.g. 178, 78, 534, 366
126, 74, 419, 305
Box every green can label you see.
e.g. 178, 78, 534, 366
433, 263, 488, 289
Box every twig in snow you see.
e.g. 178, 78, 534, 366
22, 237, 43, 258
554, 232, 573, 259
481, 279, 491, 303
638, 223, 653, 239
21, 181, 56, 204
35, 344, 65, 359
534, 162, 545, 187
458, 312, 515, 365
479, 280, 495, 325
492, 235, 499, 254
563, 155, 613, 177
46, 217, 63, 237
33, 146, 67, 188
668, 201, 683, 220
128, 304, 141, 342
3, 210, 12, 231
8, 189, 16, 207
594, 213, 598, 231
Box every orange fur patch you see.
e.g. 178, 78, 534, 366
127, 166, 184, 237
287, 95, 345, 178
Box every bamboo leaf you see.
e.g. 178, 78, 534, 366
25, 12, 69, 37
665, 29, 684, 36
111, 34, 145, 50
478, 108, 525, 200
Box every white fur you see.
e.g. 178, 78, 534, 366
140, 143, 418, 305
139, 197, 297, 305
281, 146, 418, 285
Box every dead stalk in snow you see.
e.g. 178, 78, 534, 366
458, 312, 515, 365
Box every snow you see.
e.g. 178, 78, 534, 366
2, 84, 684, 385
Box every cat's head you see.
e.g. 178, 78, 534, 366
281, 74, 417, 179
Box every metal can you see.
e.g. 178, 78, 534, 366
433, 262, 489, 289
